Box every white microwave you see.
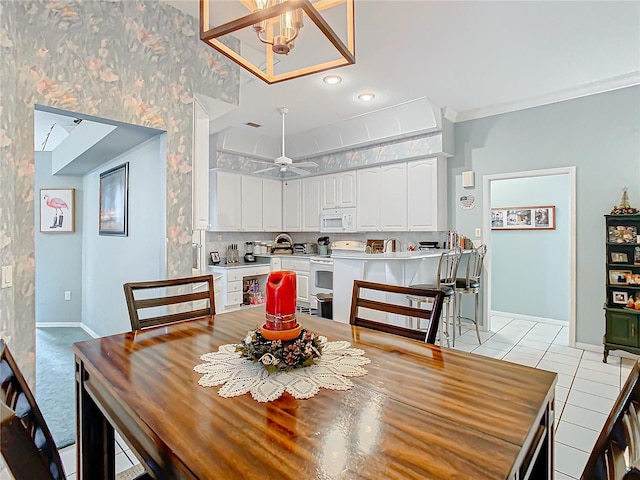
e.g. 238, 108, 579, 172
320, 208, 357, 233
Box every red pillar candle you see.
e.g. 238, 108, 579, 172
264, 271, 299, 334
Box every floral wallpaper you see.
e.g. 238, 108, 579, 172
0, 0, 239, 383
215, 132, 447, 178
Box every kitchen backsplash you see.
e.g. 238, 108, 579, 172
204, 231, 448, 263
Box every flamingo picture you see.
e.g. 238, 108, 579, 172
41, 190, 74, 232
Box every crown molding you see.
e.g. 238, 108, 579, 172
455, 71, 640, 123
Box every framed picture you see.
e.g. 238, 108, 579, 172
99, 163, 129, 236
612, 291, 629, 305
629, 274, 640, 285
608, 225, 638, 244
491, 205, 556, 230
635, 247, 640, 266
609, 270, 632, 285
40, 189, 75, 233
610, 252, 629, 264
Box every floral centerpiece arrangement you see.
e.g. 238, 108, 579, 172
237, 328, 324, 373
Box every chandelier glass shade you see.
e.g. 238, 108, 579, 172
200, 0, 355, 84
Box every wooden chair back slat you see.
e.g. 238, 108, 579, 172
582, 360, 640, 480
123, 275, 216, 331
1, 339, 66, 480
349, 280, 445, 344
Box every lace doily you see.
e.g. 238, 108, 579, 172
194, 338, 370, 402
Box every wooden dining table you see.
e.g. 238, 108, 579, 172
73, 307, 556, 480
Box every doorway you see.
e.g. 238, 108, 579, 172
482, 167, 576, 346
33, 105, 167, 447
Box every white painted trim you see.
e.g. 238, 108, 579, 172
491, 310, 568, 327
80, 324, 100, 339
456, 72, 640, 123
482, 167, 577, 348
35, 322, 100, 338
36, 322, 82, 328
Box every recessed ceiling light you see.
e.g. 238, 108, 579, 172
358, 93, 375, 102
323, 75, 342, 85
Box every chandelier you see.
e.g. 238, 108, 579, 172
200, 0, 355, 84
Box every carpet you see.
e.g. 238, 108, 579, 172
36, 327, 92, 449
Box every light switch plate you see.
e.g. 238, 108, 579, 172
475, 228, 481, 237
1, 266, 13, 288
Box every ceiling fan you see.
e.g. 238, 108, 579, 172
254, 107, 318, 176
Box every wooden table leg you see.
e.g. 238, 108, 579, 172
76, 357, 115, 480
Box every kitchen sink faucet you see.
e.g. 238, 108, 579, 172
384, 237, 401, 253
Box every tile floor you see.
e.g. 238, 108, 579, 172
41, 314, 639, 479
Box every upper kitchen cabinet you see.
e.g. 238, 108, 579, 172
356, 167, 380, 231
321, 171, 357, 209
407, 157, 448, 231
302, 176, 322, 231
209, 170, 242, 231
262, 178, 282, 232
283, 179, 302, 231
380, 163, 408, 231
241, 175, 263, 231
356, 163, 407, 231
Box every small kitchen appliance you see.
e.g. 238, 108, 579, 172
244, 241, 256, 263
293, 243, 318, 255
272, 233, 294, 255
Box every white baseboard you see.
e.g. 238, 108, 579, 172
491, 310, 568, 326
35, 322, 100, 339
80, 324, 100, 339
36, 322, 82, 328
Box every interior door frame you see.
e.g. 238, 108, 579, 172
482, 166, 576, 347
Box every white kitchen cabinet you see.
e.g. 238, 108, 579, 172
241, 175, 263, 231
338, 171, 357, 207
280, 257, 310, 307
379, 163, 407, 231
407, 157, 448, 231
282, 179, 302, 231
302, 176, 321, 231
357, 163, 408, 231
262, 178, 282, 232
356, 167, 379, 231
209, 170, 242, 231
209, 265, 270, 312
321, 171, 357, 209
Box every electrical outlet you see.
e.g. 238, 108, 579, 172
475, 228, 481, 237
217, 235, 223, 241
1, 266, 12, 288
65, 291, 71, 300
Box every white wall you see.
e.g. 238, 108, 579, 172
450, 85, 640, 346
82, 135, 167, 336
34, 152, 84, 324
490, 175, 570, 321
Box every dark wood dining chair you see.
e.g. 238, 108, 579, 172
0, 339, 149, 480
582, 360, 640, 480
349, 280, 445, 344
123, 274, 215, 331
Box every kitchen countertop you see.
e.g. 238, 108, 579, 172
207, 261, 271, 270
331, 249, 458, 260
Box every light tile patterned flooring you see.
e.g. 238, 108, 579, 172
49, 314, 636, 479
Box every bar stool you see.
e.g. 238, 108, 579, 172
407, 246, 462, 347
455, 244, 487, 344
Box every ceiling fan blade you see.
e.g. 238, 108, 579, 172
294, 161, 319, 168
253, 159, 277, 166
253, 166, 279, 174
288, 166, 311, 176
